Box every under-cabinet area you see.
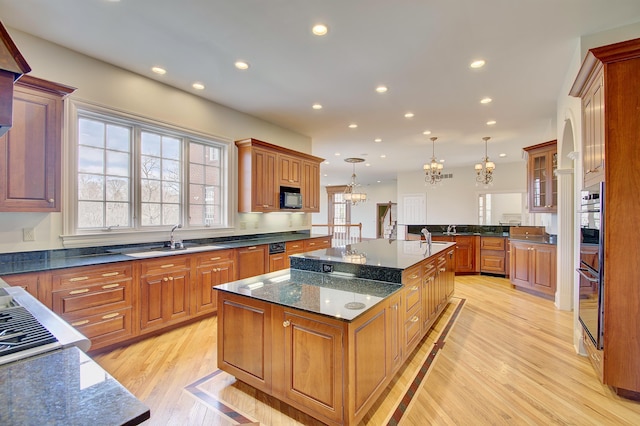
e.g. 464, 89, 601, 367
215, 239, 456, 426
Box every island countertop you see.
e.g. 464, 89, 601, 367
289, 239, 456, 284
214, 268, 402, 322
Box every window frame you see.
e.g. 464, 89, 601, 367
62, 100, 234, 247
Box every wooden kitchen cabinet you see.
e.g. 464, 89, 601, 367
0, 76, 75, 212
402, 263, 422, 355
509, 240, 556, 297
578, 67, 605, 189
432, 235, 478, 274
192, 249, 235, 315
268, 252, 287, 272
524, 140, 558, 213
278, 153, 302, 187
50, 263, 134, 350
302, 160, 320, 212
480, 236, 507, 275
386, 292, 403, 375
303, 236, 332, 251
1, 271, 50, 306
235, 138, 323, 213
139, 256, 190, 332
285, 241, 305, 268
236, 244, 268, 279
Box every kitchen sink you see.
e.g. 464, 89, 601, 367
120, 244, 227, 258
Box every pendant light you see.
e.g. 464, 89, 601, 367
475, 136, 495, 186
343, 158, 367, 205
423, 136, 444, 186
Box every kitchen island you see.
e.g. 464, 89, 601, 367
214, 239, 456, 426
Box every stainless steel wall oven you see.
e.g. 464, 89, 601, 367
577, 182, 604, 349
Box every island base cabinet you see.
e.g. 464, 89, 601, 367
217, 294, 272, 392
274, 307, 345, 426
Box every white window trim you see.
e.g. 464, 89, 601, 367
61, 99, 236, 248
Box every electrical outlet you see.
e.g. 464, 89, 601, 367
23, 228, 35, 241
322, 264, 334, 273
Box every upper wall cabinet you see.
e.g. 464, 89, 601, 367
523, 140, 557, 213
235, 138, 324, 213
0, 75, 75, 212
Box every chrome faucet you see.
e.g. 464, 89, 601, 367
421, 227, 432, 253
446, 224, 452, 234
446, 224, 457, 235
170, 224, 182, 249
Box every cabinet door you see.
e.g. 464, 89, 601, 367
237, 245, 268, 279
531, 245, 556, 296
583, 69, 605, 188
194, 259, 235, 315
454, 236, 475, 273
281, 310, 344, 424
526, 141, 557, 213
1, 272, 42, 301
0, 85, 62, 211
510, 242, 532, 288
445, 248, 455, 298
304, 236, 331, 251
140, 269, 190, 330
278, 154, 302, 187
252, 147, 277, 211
387, 293, 403, 374
422, 261, 437, 332
302, 160, 320, 212
269, 253, 287, 272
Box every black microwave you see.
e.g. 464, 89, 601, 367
280, 191, 302, 209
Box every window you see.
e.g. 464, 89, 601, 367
72, 106, 228, 235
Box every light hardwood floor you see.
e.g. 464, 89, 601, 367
93, 276, 640, 425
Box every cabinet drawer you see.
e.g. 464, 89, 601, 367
304, 238, 331, 250
480, 251, 506, 274
69, 307, 133, 346
286, 241, 305, 253
422, 260, 436, 276
480, 237, 506, 251
51, 264, 132, 290
404, 311, 422, 350
193, 249, 235, 267
52, 279, 131, 317
140, 256, 189, 276
403, 283, 421, 316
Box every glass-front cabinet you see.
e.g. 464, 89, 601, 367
524, 140, 557, 213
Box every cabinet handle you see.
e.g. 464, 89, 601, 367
210, 257, 221, 261
289, 179, 294, 183
411, 285, 419, 291
393, 305, 398, 310
168, 277, 174, 281
69, 276, 89, 282
409, 274, 418, 279
101, 272, 120, 277
69, 288, 89, 295
160, 264, 175, 268
163, 277, 169, 282
283, 320, 291, 327
263, 204, 269, 208
102, 313, 120, 320
48, 198, 55, 203
248, 246, 257, 250
439, 268, 446, 273
410, 315, 419, 323
308, 242, 315, 246
102, 283, 120, 289
71, 319, 90, 327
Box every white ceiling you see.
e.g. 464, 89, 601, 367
2, 0, 640, 186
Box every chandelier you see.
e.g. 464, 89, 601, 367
343, 158, 367, 205
423, 136, 444, 186
475, 136, 495, 186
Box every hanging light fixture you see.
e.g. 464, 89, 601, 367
475, 136, 496, 185
343, 158, 367, 205
423, 136, 444, 186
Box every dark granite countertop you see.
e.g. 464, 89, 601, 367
0, 346, 149, 426
0, 232, 331, 276
215, 268, 402, 322
290, 239, 456, 284
509, 235, 557, 245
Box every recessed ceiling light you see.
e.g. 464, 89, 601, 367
380, 154, 386, 158
151, 66, 166, 75
499, 153, 507, 158
377, 180, 381, 183
192, 82, 205, 90
486, 120, 496, 125
374, 138, 382, 143
324, 174, 328, 177
312, 103, 323, 110
365, 163, 371, 167
324, 161, 330, 164
234, 61, 249, 70
480, 97, 492, 104
470, 59, 486, 69
376, 85, 388, 93
423, 130, 432, 135
404, 112, 414, 118
335, 152, 341, 156
348, 123, 358, 129
312, 24, 328, 36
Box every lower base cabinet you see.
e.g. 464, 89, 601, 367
509, 241, 556, 297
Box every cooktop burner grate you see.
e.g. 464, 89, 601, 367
0, 306, 58, 357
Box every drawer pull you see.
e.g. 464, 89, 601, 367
283, 320, 291, 327
439, 268, 446, 273
210, 257, 221, 261
102, 313, 120, 320
163, 277, 169, 282
248, 246, 257, 250
102, 283, 120, 290
410, 315, 419, 323
69, 288, 89, 295
69, 276, 89, 282
308, 242, 315, 246
409, 274, 418, 279
71, 320, 89, 327
160, 264, 175, 268
411, 285, 419, 291
101, 272, 120, 277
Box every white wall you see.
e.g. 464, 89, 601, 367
0, 28, 314, 253
396, 161, 527, 226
